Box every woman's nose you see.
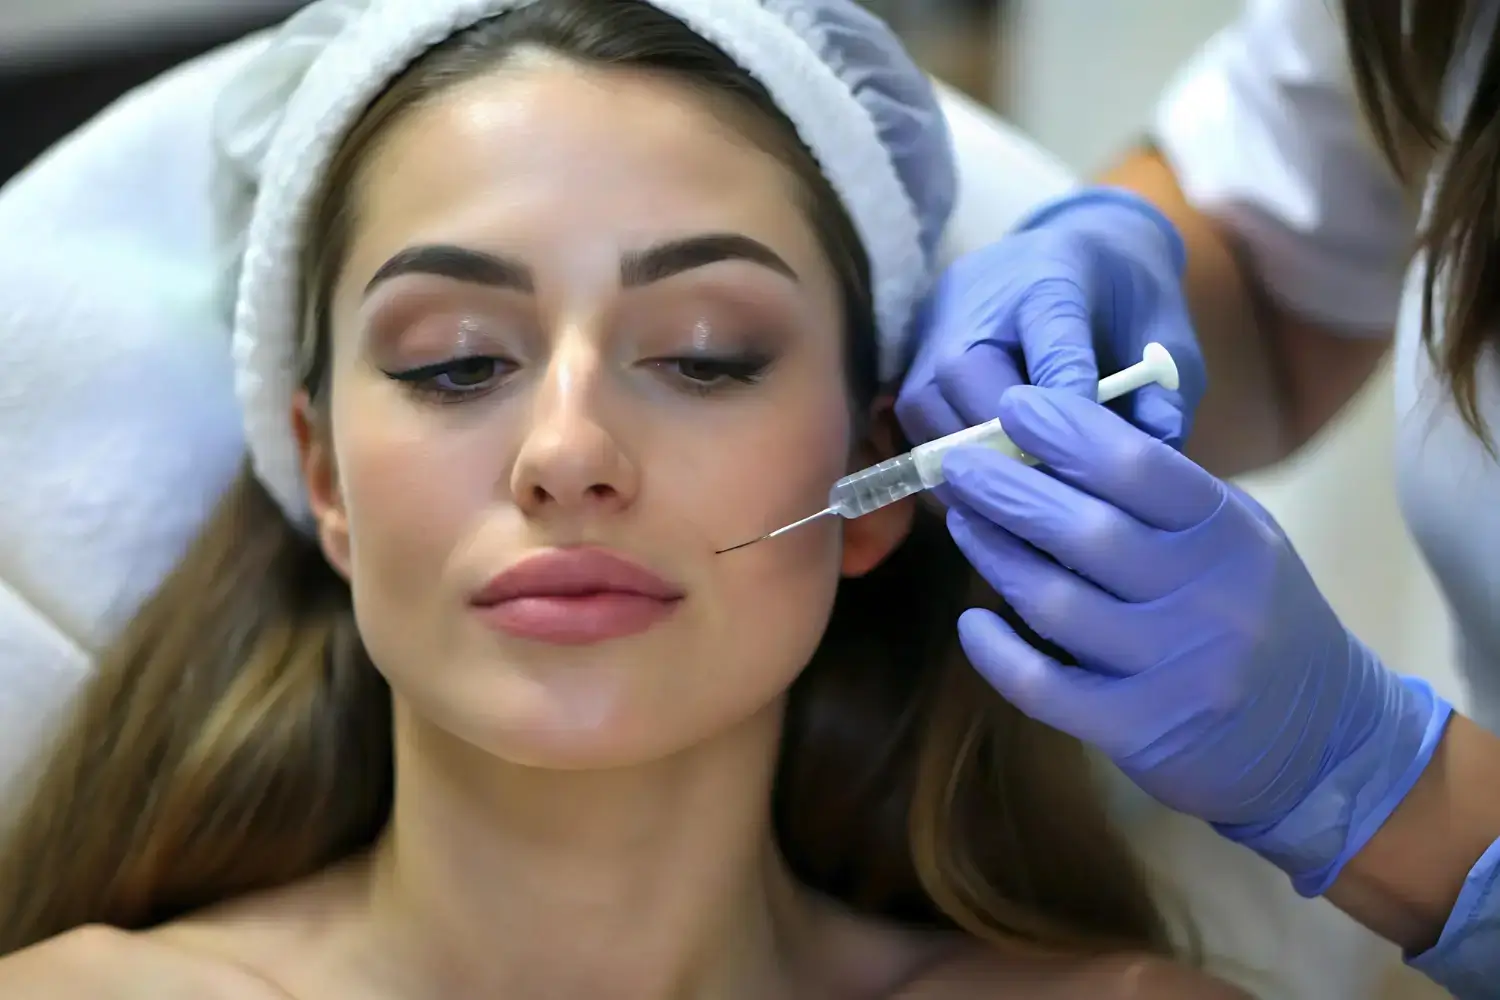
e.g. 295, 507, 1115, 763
509, 344, 639, 519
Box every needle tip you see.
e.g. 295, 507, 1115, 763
715, 537, 765, 555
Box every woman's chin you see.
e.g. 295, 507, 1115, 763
416, 693, 724, 772
419, 685, 789, 774
484, 724, 693, 772
382, 633, 810, 772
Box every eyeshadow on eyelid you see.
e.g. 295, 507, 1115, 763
363, 312, 493, 366
637, 317, 785, 358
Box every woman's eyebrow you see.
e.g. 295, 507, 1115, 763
620, 233, 800, 286
364, 232, 799, 299
366, 244, 532, 296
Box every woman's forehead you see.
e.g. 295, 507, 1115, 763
337, 60, 834, 300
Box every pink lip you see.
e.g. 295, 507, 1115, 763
470, 547, 684, 645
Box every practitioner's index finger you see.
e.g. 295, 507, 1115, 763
996, 385, 1226, 531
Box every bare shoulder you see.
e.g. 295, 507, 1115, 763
0, 924, 293, 999
896, 946, 1253, 999
145, 862, 362, 980
1086, 954, 1255, 999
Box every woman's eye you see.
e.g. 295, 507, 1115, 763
436, 357, 500, 389
656, 353, 773, 393
384, 356, 515, 401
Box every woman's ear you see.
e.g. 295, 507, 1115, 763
841, 396, 916, 578
292, 392, 352, 580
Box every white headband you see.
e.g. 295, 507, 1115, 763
215, 0, 955, 528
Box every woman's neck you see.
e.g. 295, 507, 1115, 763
359, 697, 815, 1000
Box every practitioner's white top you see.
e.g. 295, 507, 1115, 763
1154, 0, 1500, 735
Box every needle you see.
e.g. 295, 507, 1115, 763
715, 507, 836, 554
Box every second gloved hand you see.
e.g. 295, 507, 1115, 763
943, 386, 1451, 895
896, 187, 1207, 452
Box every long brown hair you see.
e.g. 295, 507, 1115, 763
1344, 0, 1500, 448
0, 0, 1175, 962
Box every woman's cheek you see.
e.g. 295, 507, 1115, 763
691, 399, 849, 557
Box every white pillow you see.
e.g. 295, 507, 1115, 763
0, 41, 262, 795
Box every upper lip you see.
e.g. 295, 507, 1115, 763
471, 547, 684, 605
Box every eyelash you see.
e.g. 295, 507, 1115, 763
382, 351, 774, 403
383, 357, 518, 403
654, 352, 774, 395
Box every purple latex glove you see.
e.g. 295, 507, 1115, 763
943, 385, 1450, 895
897, 187, 1207, 451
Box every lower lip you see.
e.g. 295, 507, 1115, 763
473, 593, 680, 645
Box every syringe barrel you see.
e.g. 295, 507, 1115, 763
910, 416, 1031, 487
823, 345, 1176, 523
827, 453, 924, 518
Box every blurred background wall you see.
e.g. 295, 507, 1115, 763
0, 1, 1459, 995
0, 0, 302, 179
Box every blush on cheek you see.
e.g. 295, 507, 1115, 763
332, 415, 461, 602
335, 429, 469, 691
709, 505, 843, 696
712, 382, 846, 527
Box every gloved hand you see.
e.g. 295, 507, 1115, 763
943, 386, 1451, 896
897, 187, 1207, 452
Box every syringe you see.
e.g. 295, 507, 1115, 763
716, 342, 1179, 554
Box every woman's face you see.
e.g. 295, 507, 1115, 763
299, 53, 909, 768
